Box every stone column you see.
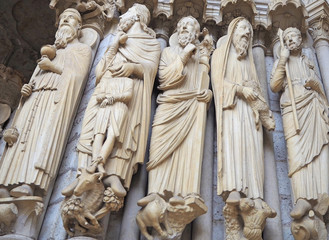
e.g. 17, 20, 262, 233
191, 102, 214, 240
309, 18, 329, 100
252, 28, 283, 240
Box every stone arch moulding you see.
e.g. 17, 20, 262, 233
268, 0, 309, 32
219, 0, 257, 27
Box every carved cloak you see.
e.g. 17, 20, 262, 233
211, 17, 264, 199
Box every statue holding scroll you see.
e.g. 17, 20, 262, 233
271, 27, 329, 238
211, 17, 276, 240
137, 16, 212, 240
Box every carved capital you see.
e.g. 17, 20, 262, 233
49, 0, 118, 38
253, 27, 267, 51
153, 16, 171, 43
309, 17, 329, 45
220, 0, 257, 27
267, 0, 309, 33
307, 0, 329, 45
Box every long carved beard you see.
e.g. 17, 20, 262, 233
233, 35, 249, 60
117, 16, 136, 32
55, 25, 77, 49
178, 32, 194, 48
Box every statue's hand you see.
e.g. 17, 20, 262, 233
304, 78, 319, 90
107, 96, 115, 105
184, 43, 196, 55
197, 89, 213, 103
114, 32, 128, 47
38, 57, 53, 71
111, 63, 135, 77
100, 99, 109, 108
242, 87, 257, 101
180, 43, 196, 65
21, 84, 33, 97
280, 46, 290, 61
96, 94, 106, 103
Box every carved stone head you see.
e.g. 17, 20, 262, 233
232, 18, 252, 60
118, 3, 151, 32
55, 8, 82, 48
177, 16, 200, 47
283, 27, 302, 52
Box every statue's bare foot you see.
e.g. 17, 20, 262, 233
137, 193, 158, 207
290, 199, 312, 219
10, 184, 33, 197
0, 187, 10, 198
169, 196, 185, 206
104, 175, 126, 197
226, 191, 241, 205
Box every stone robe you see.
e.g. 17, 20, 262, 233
147, 43, 210, 197
0, 42, 92, 195
271, 54, 329, 202
77, 32, 160, 189
212, 17, 264, 199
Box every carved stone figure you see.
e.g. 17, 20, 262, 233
61, 4, 160, 237
0, 8, 92, 237
271, 27, 329, 237
211, 17, 276, 239
137, 16, 212, 239
0, 7, 91, 199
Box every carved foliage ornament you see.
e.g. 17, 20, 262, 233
309, 15, 329, 44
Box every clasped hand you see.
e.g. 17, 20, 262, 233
197, 89, 212, 103
242, 87, 257, 101
110, 63, 135, 78
99, 96, 115, 108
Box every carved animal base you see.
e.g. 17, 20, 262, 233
137, 194, 207, 240
0, 196, 43, 239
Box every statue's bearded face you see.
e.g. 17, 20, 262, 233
55, 12, 80, 49
284, 31, 302, 51
177, 18, 197, 48
232, 20, 252, 60
118, 7, 138, 32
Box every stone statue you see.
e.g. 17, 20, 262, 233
0, 8, 92, 237
61, 4, 161, 237
137, 16, 212, 240
0, 8, 91, 198
211, 17, 276, 240
271, 27, 329, 238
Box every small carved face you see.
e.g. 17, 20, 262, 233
59, 12, 81, 31
233, 20, 252, 45
284, 30, 302, 51
177, 17, 199, 47
178, 18, 196, 36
